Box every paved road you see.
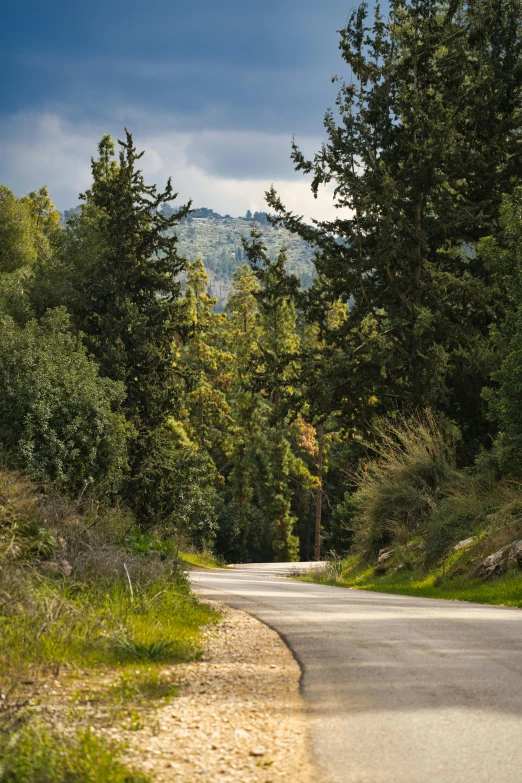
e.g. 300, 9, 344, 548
190, 564, 522, 783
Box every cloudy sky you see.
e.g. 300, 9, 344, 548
1, 0, 362, 218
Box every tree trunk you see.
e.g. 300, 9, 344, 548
314, 423, 324, 561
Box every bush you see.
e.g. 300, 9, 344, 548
423, 484, 488, 562
0, 308, 130, 498
350, 411, 461, 556
0, 469, 216, 676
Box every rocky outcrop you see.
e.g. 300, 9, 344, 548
475, 540, 522, 578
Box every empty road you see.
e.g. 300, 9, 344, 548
190, 564, 522, 783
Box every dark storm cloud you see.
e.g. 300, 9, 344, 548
1, 0, 357, 136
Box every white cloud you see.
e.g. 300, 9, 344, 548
0, 111, 345, 222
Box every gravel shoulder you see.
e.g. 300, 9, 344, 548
125, 599, 315, 783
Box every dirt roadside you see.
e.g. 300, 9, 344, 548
123, 599, 315, 783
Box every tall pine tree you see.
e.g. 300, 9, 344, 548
58, 131, 192, 432
267, 0, 522, 456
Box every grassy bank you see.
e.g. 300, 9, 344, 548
301, 555, 522, 607
303, 413, 522, 608
0, 469, 217, 781
179, 550, 224, 569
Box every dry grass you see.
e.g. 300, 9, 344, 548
349, 411, 463, 556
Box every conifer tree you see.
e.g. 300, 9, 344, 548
480, 188, 522, 474
267, 0, 522, 454
179, 258, 232, 453
0, 186, 37, 274
20, 187, 61, 239
243, 227, 302, 560
221, 264, 264, 559
59, 131, 192, 432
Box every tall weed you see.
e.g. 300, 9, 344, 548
351, 411, 461, 555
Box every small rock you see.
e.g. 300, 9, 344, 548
453, 537, 474, 552
250, 746, 266, 757
234, 728, 250, 739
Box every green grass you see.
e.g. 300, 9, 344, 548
301, 556, 522, 607
0, 725, 150, 783
0, 574, 217, 676
180, 550, 224, 569
108, 669, 178, 704
0, 468, 221, 783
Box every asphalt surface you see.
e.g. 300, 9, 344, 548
190, 563, 522, 783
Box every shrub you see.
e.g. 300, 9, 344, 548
350, 411, 461, 556
0, 308, 130, 498
0, 469, 216, 676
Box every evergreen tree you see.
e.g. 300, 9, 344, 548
55, 131, 192, 432
266, 0, 522, 455
221, 264, 265, 560
20, 186, 61, 239
243, 227, 302, 560
0, 186, 37, 274
480, 188, 522, 474
179, 258, 232, 453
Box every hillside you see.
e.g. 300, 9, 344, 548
162, 206, 316, 310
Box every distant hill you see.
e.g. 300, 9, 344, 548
162, 206, 316, 310
61, 206, 316, 311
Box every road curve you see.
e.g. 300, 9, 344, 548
190, 564, 522, 783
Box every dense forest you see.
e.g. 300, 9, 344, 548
2, 0, 522, 572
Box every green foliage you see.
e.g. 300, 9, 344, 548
129, 421, 217, 544
20, 186, 61, 239
0, 469, 217, 676
0, 186, 37, 274
42, 132, 191, 432
0, 726, 150, 783
215, 500, 275, 563
178, 258, 232, 451
241, 229, 304, 560
179, 550, 223, 568
111, 637, 180, 664
108, 669, 178, 703
480, 187, 522, 474
301, 555, 522, 608
0, 309, 129, 497
267, 0, 522, 455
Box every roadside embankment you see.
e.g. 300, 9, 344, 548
300, 540, 522, 607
